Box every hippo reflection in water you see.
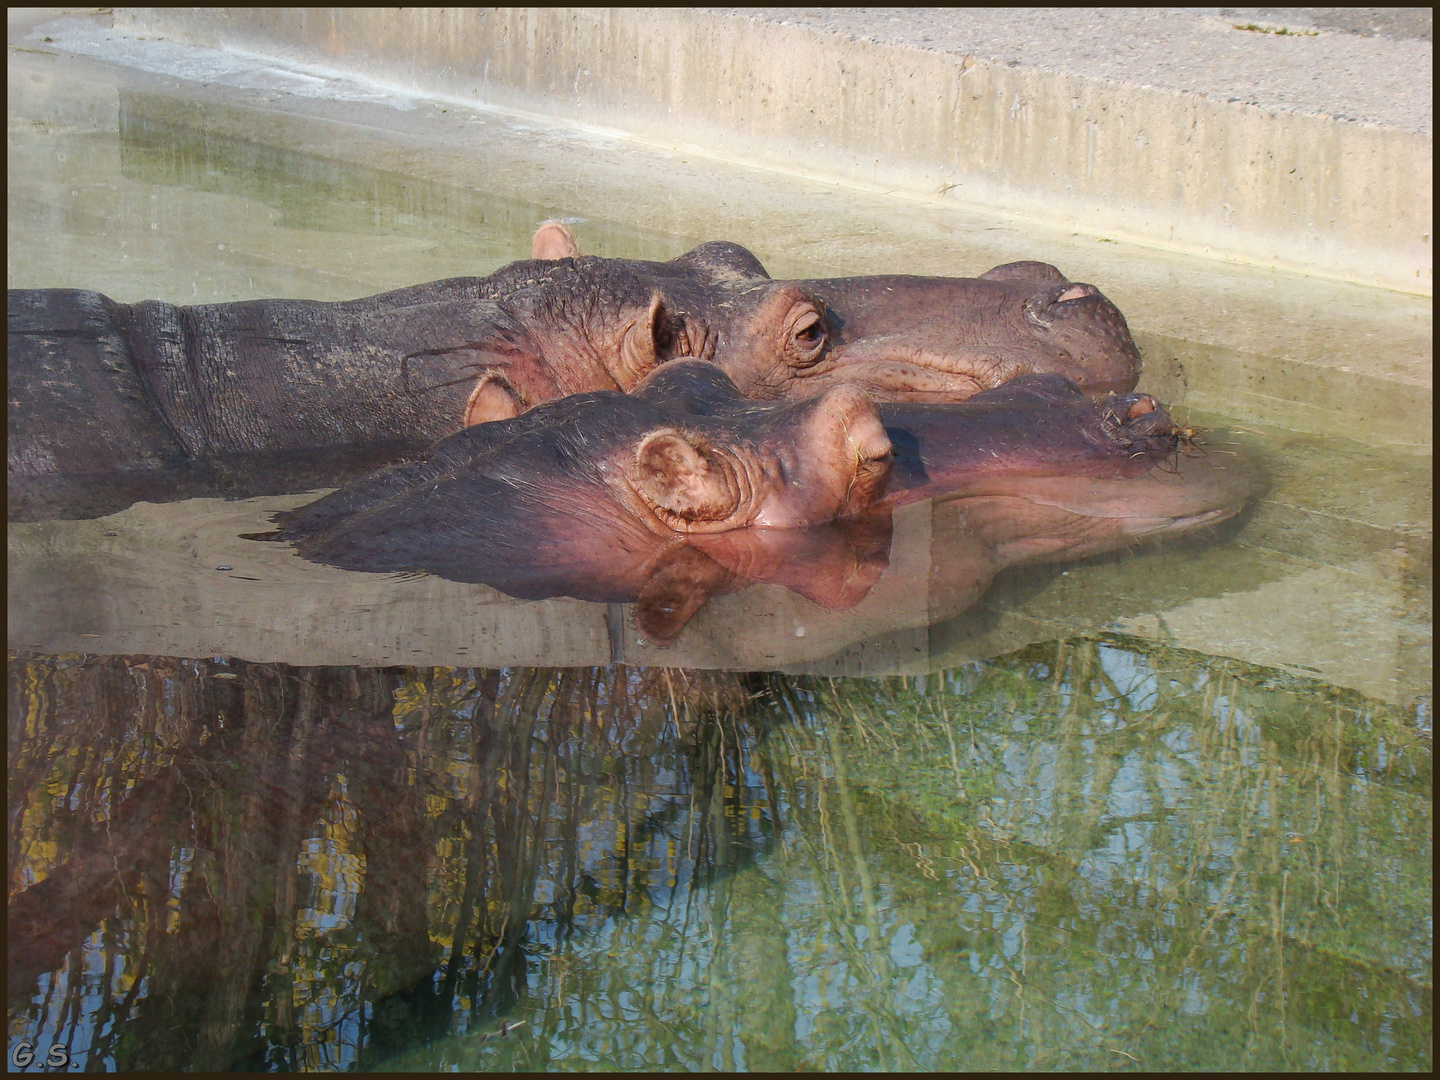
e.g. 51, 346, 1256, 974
8, 227, 1142, 519
275, 361, 1250, 644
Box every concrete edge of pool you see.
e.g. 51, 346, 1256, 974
106, 5, 1434, 297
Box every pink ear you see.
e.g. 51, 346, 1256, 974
632, 430, 739, 526
532, 221, 580, 260
464, 372, 525, 426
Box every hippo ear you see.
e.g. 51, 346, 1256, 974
463, 371, 526, 426
979, 261, 1070, 288
631, 429, 739, 527
531, 220, 580, 260
616, 291, 670, 385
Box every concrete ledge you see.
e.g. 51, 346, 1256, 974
114, 6, 1432, 294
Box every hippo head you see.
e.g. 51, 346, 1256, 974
716, 261, 1143, 404
281, 361, 897, 584
621, 382, 893, 532
520, 226, 1142, 411
277, 361, 904, 642
597, 362, 892, 533
463, 233, 827, 427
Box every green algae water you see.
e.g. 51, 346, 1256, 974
7, 17, 1432, 1073
7, 648, 1430, 1071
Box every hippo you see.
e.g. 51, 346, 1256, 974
272, 361, 1246, 643
8, 231, 1143, 519
529, 222, 1142, 409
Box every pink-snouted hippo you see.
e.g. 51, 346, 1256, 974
274, 361, 1248, 643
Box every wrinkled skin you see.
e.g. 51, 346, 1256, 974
758, 266, 1139, 402
7, 268, 694, 520
8, 227, 1141, 511
275, 361, 1246, 643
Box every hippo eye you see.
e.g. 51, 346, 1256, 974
785, 304, 829, 367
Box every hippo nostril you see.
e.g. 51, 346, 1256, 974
1127, 396, 1157, 420
844, 408, 893, 466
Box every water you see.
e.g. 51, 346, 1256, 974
6, 17, 1432, 1073
7, 651, 1430, 1071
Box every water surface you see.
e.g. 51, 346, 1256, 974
7, 647, 1431, 1071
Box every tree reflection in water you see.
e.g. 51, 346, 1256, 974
6, 644, 1431, 1071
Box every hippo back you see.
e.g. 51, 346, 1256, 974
9, 289, 187, 480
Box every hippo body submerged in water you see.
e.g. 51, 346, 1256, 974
9, 228, 1144, 519
275, 361, 1247, 643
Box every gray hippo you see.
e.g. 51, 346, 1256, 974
273, 361, 1246, 643
527, 222, 1141, 412
9, 231, 1143, 519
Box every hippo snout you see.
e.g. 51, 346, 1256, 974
790, 384, 895, 521
1101, 392, 1180, 453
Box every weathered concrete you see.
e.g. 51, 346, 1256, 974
110, 7, 1432, 294
724, 8, 1433, 133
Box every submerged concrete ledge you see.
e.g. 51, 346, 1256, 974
114, 6, 1432, 295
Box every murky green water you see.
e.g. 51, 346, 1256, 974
6, 18, 1432, 1073
6, 647, 1431, 1071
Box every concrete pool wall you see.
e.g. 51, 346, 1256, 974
113, 6, 1433, 296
